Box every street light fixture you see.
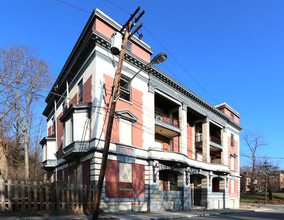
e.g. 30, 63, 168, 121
130, 52, 167, 83
150, 52, 167, 64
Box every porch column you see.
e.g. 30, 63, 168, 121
147, 82, 156, 150
179, 103, 187, 155
183, 168, 191, 210
221, 127, 228, 166
202, 118, 210, 163
201, 171, 212, 209
148, 160, 160, 212
224, 175, 229, 208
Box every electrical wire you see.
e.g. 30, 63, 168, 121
56, 0, 91, 14
55, 0, 219, 104
1, 70, 239, 162
31, 0, 243, 168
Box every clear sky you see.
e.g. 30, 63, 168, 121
1, 0, 284, 168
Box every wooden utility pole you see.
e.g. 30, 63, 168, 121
92, 7, 144, 219
263, 159, 270, 204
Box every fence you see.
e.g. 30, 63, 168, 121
0, 179, 96, 213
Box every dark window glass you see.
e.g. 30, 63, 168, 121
120, 76, 130, 101
78, 80, 83, 102
231, 134, 234, 147
126, 42, 132, 51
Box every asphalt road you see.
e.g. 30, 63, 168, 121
193, 205, 284, 220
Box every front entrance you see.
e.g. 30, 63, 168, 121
191, 175, 202, 206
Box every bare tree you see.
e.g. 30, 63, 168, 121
242, 130, 267, 194
0, 43, 52, 181
259, 157, 280, 202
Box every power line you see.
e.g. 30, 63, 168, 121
55, 0, 219, 104
56, 0, 91, 14
42, 0, 240, 162
1, 71, 239, 161
143, 26, 219, 104
103, 0, 130, 14
101, 0, 219, 104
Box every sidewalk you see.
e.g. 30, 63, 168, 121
0, 208, 255, 220
99, 209, 255, 219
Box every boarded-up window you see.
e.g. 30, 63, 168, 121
119, 119, 132, 146
231, 179, 235, 193
231, 156, 235, 170
105, 160, 145, 198
119, 163, 132, 183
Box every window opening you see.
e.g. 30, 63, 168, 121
126, 42, 132, 51
78, 80, 83, 102
120, 76, 130, 101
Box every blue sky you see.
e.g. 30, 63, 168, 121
1, 0, 284, 168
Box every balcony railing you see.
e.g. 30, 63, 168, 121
195, 134, 222, 146
155, 111, 179, 127
210, 136, 222, 145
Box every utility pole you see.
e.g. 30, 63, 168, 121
92, 7, 144, 219
263, 159, 271, 204
264, 160, 268, 204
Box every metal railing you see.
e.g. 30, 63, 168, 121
210, 136, 222, 145
155, 111, 179, 127
195, 134, 222, 146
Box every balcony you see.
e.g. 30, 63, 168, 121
195, 134, 222, 148
155, 111, 180, 138
210, 136, 221, 145
63, 141, 90, 159
40, 136, 56, 171
155, 111, 179, 127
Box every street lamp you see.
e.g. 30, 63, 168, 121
129, 52, 167, 83
150, 52, 167, 64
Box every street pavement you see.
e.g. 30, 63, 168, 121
190, 204, 284, 220
1, 204, 279, 220
0, 208, 255, 220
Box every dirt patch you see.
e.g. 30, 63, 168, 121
257, 200, 284, 205
240, 205, 259, 209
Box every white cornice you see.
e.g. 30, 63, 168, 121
215, 102, 240, 118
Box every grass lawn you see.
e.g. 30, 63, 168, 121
241, 192, 284, 204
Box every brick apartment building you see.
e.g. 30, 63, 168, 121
40, 9, 242, 212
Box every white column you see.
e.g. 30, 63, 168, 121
202, 118, 210, 163
222, 127, 228, 166
146, 82, 156, 150
179, 103, 187, 155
